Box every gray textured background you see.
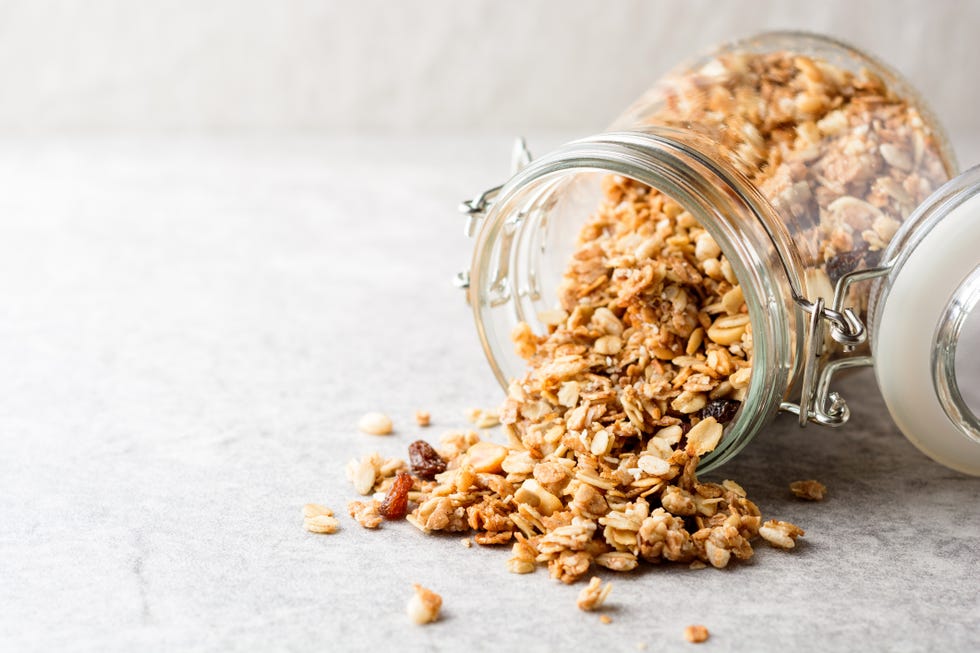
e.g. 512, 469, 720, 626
1, 134, 978, 653
1, 2, 979, 652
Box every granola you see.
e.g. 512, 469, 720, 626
406, 584, 442, 625
790, 479, 827, 501
347, 500, 382, 529
576, 576, 613, 611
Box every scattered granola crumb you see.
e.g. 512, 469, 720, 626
465, 407, 500, 429
790, 479, 827, 501
599, 614, 613, 625
357, 412, 393, 435
576, 576, 613, 612
759, 519, 806, 549
348, 500, 382, 529
685, 625, 709, 644
460, 537, 473, 548
689, 560, 707, 570
302, 503, 333, 519
406, 584, 442, 625
304, 514, 339, 534
415, 410, 431, 427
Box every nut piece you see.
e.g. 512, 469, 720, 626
684, 625, 709, 644
406, 584, 442, 625
465, 441, 508, 473
514, 479, 563, 516
576, 576, 613, 612
759, 519, 805, 549
358, 412, 393, 435
304, 514, 339, 534
789, 479, 827, 501
415, 410, 431, 427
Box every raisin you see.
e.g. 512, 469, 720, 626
409, 440, 447, 479
824, 247, 880, 284
699, 399, 741, 424
378, 472, 413, 520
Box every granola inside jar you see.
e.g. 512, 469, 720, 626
461, 32, 975, 472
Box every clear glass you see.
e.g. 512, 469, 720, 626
468, 31, 957, 471
612, 32, 955, 347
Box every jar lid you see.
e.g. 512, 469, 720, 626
872, 167, 980, 475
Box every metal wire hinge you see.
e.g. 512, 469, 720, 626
780, 266, 892, 427
454, 138, 533, 291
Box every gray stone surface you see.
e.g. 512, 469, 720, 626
1, 135, 978, 653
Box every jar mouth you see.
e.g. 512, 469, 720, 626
469, 130, 801, 471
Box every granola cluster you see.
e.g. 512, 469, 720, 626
648, 50, 949, 303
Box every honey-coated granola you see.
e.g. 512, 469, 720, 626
341, 52, 949, 586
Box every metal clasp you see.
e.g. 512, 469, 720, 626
453, 138, 533, 291
780, 266, 892, 427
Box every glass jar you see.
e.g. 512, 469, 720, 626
457, 31, 980, 475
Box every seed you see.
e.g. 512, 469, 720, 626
358, 412, 393, 435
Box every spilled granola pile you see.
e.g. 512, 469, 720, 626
338, 51, 950, 584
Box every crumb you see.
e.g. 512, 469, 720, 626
789, 479, 827, 501
357, 412, 393, 435
684, 625, 709, 643
415, 410, 431, 427
406, 584, 442, 625
576, 577, 613, 611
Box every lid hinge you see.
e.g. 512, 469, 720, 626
780, 265, 892, 427
453, 138, 533, 292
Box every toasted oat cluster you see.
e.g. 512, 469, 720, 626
649, 50, 949, 312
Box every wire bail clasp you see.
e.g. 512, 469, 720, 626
454, 138, 533, 291
780, 266, 891, 427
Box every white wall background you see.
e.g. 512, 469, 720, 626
1, 0, 978, 143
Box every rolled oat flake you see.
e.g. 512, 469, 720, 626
455, 31, 980, 474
